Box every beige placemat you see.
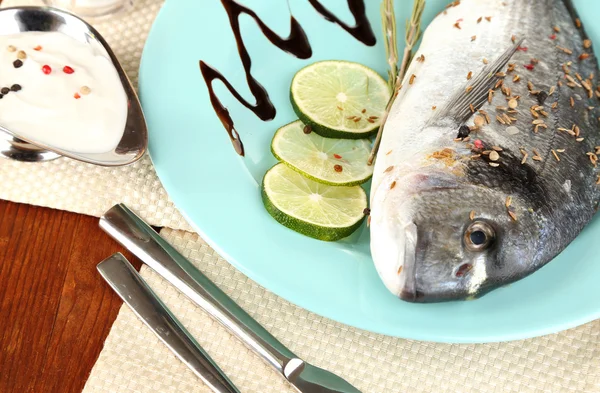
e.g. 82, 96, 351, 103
0, 0, 193, 231
83, 228, 600, 393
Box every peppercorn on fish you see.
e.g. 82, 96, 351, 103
370, 0, 600, 302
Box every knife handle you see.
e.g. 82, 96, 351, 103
100, 204, 297, 374
97, 253, 240, 393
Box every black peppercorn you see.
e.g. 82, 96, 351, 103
1, 87, 9, 95
13, 59, 23, 68
457, 125, 471, 139
10, 84, 21, 92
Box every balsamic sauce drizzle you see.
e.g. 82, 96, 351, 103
200, 0, 375, 156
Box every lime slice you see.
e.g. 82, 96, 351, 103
271, 120, 374, 186
262, 163, 367, 241
290, 60, 390, 139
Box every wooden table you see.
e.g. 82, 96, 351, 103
0, 200, 141, 393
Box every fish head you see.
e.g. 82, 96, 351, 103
370, 168, 540, 302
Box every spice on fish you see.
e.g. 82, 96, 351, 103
384, 166, 394, 173
477, 16, 482, 23
576, 18, 582, 28
552, 149, 560, 162
471, 35, 477, 42
489, 162, 500, 167
565, 74, 581, 86
469, 103, 475, 113
470, 210, 476, 220
454, 22, 461, 29
508, 210, 518, 221
386, 150, 392, 155
489, 151, 500, 161
570, 97, 575, 107
303, 125, 312, 134
467, 71, 473, 80
390, 181, 397, 189
521, 152, 528, 164
483, 58, 489, 64
488, 89, 494, 103
353, 117, 361, 123
334, 164, 343, 172
416, 54, 425, 62
485, 16, 492, 22
409, 74, 417, 85
557, 46, 573, 55
579, 53, 590, 61
432, 106, 437, 110
474, 115, 485, 128
584, 39, 592, 49
505, 196, 512, 208
577, 137, 585, 142
7, 45, 16, 52
16, 50, 26, 60
511, 35, 517, 43
466, 85, 474, 93
508, 98, 518, 109
513, 74, 520, 82
553, 26, 561, 33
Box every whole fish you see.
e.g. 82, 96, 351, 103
370, 0, 600, 302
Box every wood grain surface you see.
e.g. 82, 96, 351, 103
0, 200, 142, 393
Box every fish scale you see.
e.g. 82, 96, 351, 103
370, 0, 600, 302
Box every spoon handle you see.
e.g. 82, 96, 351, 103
97, 253, 240, 393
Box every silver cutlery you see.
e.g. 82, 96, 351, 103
0, 7, 147, 166
97, 253, 240, 393
100, 204, 363, 393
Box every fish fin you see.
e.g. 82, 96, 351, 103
432, 38, 525, 126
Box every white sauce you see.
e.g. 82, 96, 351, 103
0, 32, 127, 153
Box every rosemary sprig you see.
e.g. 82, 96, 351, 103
381, 0, 399, 91
368, 0, 426, 165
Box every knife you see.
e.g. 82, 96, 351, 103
97, 253, 240, 393
100, 204, 362, 393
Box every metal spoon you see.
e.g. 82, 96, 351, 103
0, 7, 147, 166
98, 253, 240, 393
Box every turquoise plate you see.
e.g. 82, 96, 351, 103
139, 0, 600, 343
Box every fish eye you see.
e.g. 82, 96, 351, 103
464, 221, 495, 252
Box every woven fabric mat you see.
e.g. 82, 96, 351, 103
0, 0, 193, 231
83, 228, 600, 393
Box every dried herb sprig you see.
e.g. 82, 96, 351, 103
368, 0, 426, 165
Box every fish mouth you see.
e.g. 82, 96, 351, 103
397, 222, 420, 302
